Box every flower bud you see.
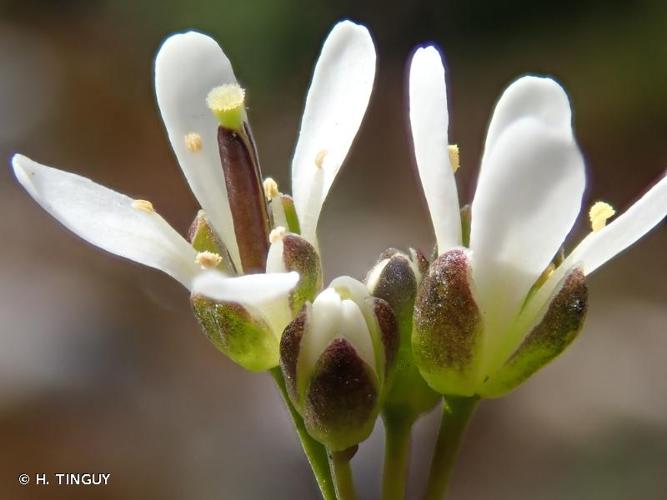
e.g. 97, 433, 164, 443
280, 277, 397, 451
267, 230, 323, 314
191, 295, 279, 372
480, 268, 588, 397
366, 248, 439, 418
413, 248, 483, 397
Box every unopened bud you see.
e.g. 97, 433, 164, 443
280, 278, 397, 450
413, 248, 483, 397
480, 268, 588, 397
267, 232, 323, 314
366, 248, 439, 417
191, 295, 279, 372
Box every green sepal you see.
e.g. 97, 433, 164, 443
303, 338, 380, 451
191, 294, 279, 372
281, 194, 301, 235
188, 210, 234, 273
481, 268, 588, 397
413, 248, 483, 397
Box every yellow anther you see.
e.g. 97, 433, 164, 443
269, 226, 287, 244
206, 84, 246, 129
131, 199, 155, 214
263, 177, 279, 200
184, 132, 203, 152
589, 201, 616, 232
315, 149, 328, 169
195, 251, 223, 269
448, 144, 460, 172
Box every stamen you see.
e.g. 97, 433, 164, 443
315, 149, 328, 169
448, 144, 460, 172
131, 199, 155, 214
184, 132, 203, 152
206, 84, 246, 130
195, 251, 223, 269
263, 177, 279, 200
589, 201, 616, 232
269, 226, 287, 244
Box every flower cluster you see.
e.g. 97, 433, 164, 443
11, 18, 666, 500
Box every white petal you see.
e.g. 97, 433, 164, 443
568, 174, 667, 275
265, 239, 287, 273
191, 270, 299, 304
291, 20, 376, 244
408, 45, 462, 253
155, 31, 242, 271
329, 275, 371, 305
484, 76, 572, 156
470, 117, 585, 344
12, 155, 199, 288
299, 288, 342, 382
339, 297, 376, 371
515, 175, 666, 346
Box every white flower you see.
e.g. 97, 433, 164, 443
409, 46, 667, 394
11, 20, 376, 336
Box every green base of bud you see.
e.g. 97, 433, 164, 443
191, 295, 279, 372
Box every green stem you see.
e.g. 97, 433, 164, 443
328, 448, 358, 500
270, 368, 336, 500
423, 396, 479, 500
381, 413, 414, 500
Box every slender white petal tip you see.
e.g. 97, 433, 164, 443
155, 30, 242, 271
409, 45, 462, 253
12, 154, 200, 288
291, 20, 376, 244
192, 271, 300, 304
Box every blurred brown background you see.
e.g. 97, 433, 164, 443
1, 0, 666, 498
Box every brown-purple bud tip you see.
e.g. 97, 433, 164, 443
367, 252, 419, 320
304, 338, 379, 451
413, 248, 482, 397
277, 234, 323, 314
481, 268, 588, 397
